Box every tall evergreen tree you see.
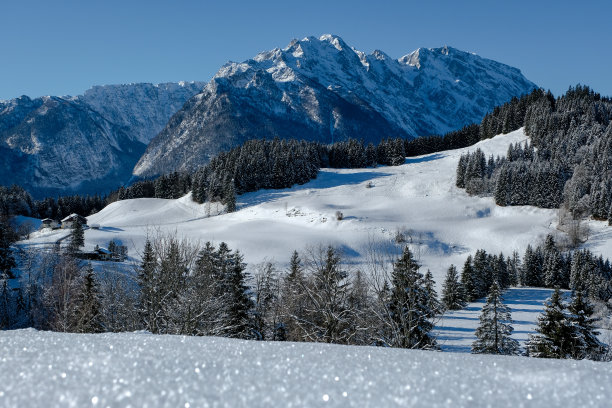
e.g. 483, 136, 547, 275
567, 291, 608, 360
388, 247, 437, 349
0, 219, 16, 279
526, 289, 574, 358
423, 269, 442, 316
67, 218, 85, 254
442, 265, 466, 310
461, 255, 478, 302
72, 264, 103, 333
224, 248, 255, 339
472, 282, 520, 355
138, 238, 159, 333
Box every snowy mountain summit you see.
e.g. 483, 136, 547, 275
134, 35, 536, 177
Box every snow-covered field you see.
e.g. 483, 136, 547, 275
1, 329, 610, 407
22, 128, 591, 292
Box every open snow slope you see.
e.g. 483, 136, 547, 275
23, 128, 589, 290
1, 329, 610, 407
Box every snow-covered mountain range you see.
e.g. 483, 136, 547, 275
0, 82, 204, 197
1, 34, 536, 194
134, 35, 536, 177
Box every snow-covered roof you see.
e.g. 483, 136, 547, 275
95, 247, 111, 255
41, 218, 57, 223
61, 213, 85, 222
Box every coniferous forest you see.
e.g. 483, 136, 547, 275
457, 85, 612, 223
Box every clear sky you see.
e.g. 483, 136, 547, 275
1, 0, 610, 100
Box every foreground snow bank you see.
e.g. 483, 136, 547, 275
1, 330, 610, 407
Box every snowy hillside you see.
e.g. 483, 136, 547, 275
25, 128, 591, 292
134, 35, 536, 177
1, 329, 610, 407
0, 82, 204, 197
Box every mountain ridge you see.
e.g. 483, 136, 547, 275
0, 81, 205, 197
133, 35, 537, 178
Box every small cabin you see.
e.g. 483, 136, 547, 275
40, 218, 60, 230
61, 214, 87, 229
94, 247, 112, 261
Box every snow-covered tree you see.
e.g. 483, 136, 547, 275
67, 217, 84, 254
526, 289, 574, 358
442, 265, 466, 310
472, 282, 520, 355
72, 264, 103, 333
388, 247, 437, 349
567, 291, 608, 360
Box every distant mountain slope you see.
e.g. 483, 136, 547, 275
0, 82, 204, 197
134, 35, 536, 177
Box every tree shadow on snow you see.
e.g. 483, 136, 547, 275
404, 153, 447, 164
238, 171, 393, 209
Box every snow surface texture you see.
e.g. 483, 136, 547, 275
0, 82, 204, 197
24, 129, 590, 295
134, 35, 536, 177
1, 329, 611, 407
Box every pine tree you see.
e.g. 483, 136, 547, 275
67, 217, 84, 254
461, 255, 478, 302
526, 289, 574, 358
138, 238, 159, 333
224, 179, 237, 213
472, 282, 520, 355
224, 249, 255, 339
72, 264, 103, 333
522, 244, 543, 287
0, 219, 16, 279
423, 269, 442, 316
388, 247, 437, 349
442, 265, 466, 310
567, 291, 608, 360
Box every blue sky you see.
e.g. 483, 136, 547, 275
1, 0, 610, 99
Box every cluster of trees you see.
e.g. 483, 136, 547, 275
0, 185, 106, 221
1, 233, 441, 351
469, 281, 607, 359
457, 86, 612, 223
437, 234, 610, 359
526, 289, 607, 359
1, 219, 609, 360
442, 235, 611, 308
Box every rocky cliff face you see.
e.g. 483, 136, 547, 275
134, 35, 536, 178
0, 82, 204, 197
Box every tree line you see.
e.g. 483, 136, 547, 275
2, 218, 609, 360
457, 85, 612, 224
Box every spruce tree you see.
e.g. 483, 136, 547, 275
224, 249, 255, 339
472, 282, 520, 355
567, 291, 608, 360
461, 255, 478, 302
423, 269, 442, 316
442, 265, 466, 310
0, 219, 16, 279
526, 289, 574, 358
224, 179, 237, 213
138, 238, 159, 333
67, 218, 84, 254
72, 264, 103, 333
388, 247, 437, 349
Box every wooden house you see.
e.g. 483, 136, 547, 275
40, 218, 60, 229
61, 214, 87, 229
